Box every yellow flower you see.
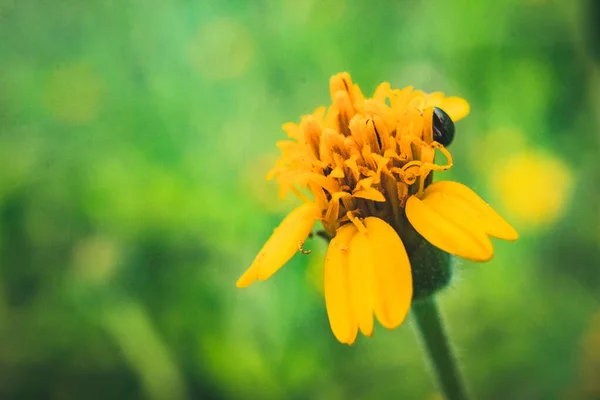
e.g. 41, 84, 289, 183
491, 149, 573, 229
237, 73, 518, 345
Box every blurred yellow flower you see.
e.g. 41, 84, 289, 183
236, 73, 517, 344
491, 150, 573, 228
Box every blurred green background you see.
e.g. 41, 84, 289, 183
1, 0, 600, 399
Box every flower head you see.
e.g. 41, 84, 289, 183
237, 73, 518, 344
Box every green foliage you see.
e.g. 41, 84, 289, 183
0, 0, 599, 399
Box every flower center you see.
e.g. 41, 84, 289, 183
268, 73, 455, 238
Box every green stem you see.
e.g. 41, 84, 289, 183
411, 297, 469, 400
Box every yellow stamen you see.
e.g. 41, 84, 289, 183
298, 240, 312, 255
432, 142, 454, 170
346, 211, 367, 234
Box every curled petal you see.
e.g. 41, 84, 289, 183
406, 194, 493, 261
236, 203, 319, 288
424, 181, 518, 241
324, 224, 358, 344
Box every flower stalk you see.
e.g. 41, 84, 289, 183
412, 296, 469, 400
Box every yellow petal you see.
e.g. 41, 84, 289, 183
330, 167, 345, 178
423, 92, 445, 109
373, 82, 392, 103
363, 217, 413, 329
330, 72, 353, 102
347, 231, 375, 336
236, 203, 319, 288
420, 191, 494, 257
422, 191, 488, 235
405, 195, 493, 261
439, 97, 470, 121
424, 181, 518, 241
353, 187, 386, 202
282, 122, 301, 140
235, 264, 260, 289
324, 224, 358, 344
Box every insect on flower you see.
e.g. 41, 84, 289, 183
236, 73, 518, 345
431, 107, 455, 146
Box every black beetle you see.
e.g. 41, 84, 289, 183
432, 107, 455, 146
